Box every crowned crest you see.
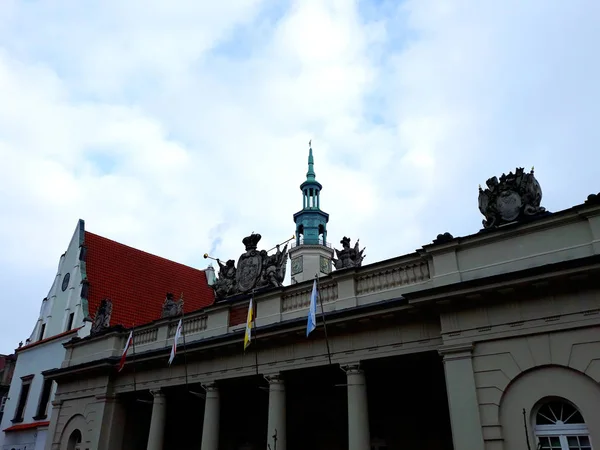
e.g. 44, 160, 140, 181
478, 167, 546, 229
211, 232, 289, 300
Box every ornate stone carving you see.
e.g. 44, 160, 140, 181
212, 233, 289, 300
332, 237, 365, 270
161, 292, 183, 318
478, 167, 546, 229
585, 193, 600, 205
91, 298, 112, 335
433, 232, 454, 245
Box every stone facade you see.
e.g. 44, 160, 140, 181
43, 200, 600, 450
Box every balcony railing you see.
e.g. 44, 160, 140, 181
290, 237, 333, 249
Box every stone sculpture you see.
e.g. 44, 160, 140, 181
91, 298, 113, 335
161, 292, 184, 318
332, 237, 366, 270
478, 167, 546, 229
212, 233, 289, 300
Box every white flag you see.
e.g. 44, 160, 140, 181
168, 319, 183, 365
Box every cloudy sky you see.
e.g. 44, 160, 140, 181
0, 0, 598, 353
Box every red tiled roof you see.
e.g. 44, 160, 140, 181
4, 421, 50, 432
84, 232, 215, 328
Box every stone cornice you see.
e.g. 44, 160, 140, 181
438, 343, 474, 361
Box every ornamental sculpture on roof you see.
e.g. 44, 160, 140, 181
333, 236, 366, 270
90, 298, 113, 335
478, 167, 546, 229
208, 233, 289, 300
161, 292, 184, 318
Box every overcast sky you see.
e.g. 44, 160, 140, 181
0, 0, 598, 354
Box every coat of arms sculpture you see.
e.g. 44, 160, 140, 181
332, 236, 366, 270
211, 233, 289, 300
478, 167, 546, 229
91, 298, 113, 335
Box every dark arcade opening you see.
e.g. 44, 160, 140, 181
219, 374, 269, 450
121, 392, 153, 450
364, 351, 454, 450
286, 364, 348, 450
164, 383, 206, 449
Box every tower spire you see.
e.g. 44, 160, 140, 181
290, 140, 333, 283
306, 140, 316, 181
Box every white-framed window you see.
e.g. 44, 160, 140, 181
534, 398, 593, 450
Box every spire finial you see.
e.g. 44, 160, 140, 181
306, 139, 315, 180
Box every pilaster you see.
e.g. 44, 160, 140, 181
439, 343, 485, 450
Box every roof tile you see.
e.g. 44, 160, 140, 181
84, 232, 214, 328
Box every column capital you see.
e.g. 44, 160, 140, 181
438, 343, 474, 361
264, 373, 284, 385
150, 389, 164, 398
341, 362, 362, 375
202, 381, 219, 392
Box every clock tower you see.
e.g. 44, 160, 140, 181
288, 143, 334, 283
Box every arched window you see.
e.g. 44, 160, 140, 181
67, 429, 82, 450
534, 399, 593, 449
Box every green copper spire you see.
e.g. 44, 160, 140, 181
306, 142, 316, 181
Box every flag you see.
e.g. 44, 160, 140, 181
117, 330, 133, 372
244, 298, 253, 350
306, 279, 317, 336
169, 319, 183, 365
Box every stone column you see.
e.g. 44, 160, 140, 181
439, 344, 485, 450
97, 394, 126, 450
201, 382, 220, 450
265, 374, 286, 450
147, 389, 167, 450
343, 363, 370, 450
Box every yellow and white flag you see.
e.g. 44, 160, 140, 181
244, 298, 253, 351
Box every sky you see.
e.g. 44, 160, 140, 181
0, 0, 599, 353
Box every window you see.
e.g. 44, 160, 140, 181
0, 395, 6, 412
34, 379, 54, 419
12, 375, 34, 422
534, 399, 593, 450
66, 312, 75, 331
39, 323, 46, 341
67, 429, 82, 450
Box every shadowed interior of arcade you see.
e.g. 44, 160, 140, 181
362, 351, 454, 450
117, 351, 452, 450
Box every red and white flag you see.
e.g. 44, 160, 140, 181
117, 330, 133, 372
169, 319, 183, 366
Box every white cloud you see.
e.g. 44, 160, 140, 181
0, 0, 599, 351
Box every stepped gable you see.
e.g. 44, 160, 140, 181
84, 232, 214, 328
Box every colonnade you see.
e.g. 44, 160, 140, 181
144, 363, 370, 450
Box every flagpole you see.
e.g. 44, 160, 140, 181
131, 322, 151, 404
131, 322, 138, 394
316, 273, 333, 365
179, 294, 205, 399
252, 291, 259, 377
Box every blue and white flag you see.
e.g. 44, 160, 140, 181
307, 279, 318, 336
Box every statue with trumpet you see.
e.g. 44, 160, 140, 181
204, 233, 295, 300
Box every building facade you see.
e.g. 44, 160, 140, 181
41, 170, 600, 450
0, 220, 215, 450
0, 354, 16, 424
